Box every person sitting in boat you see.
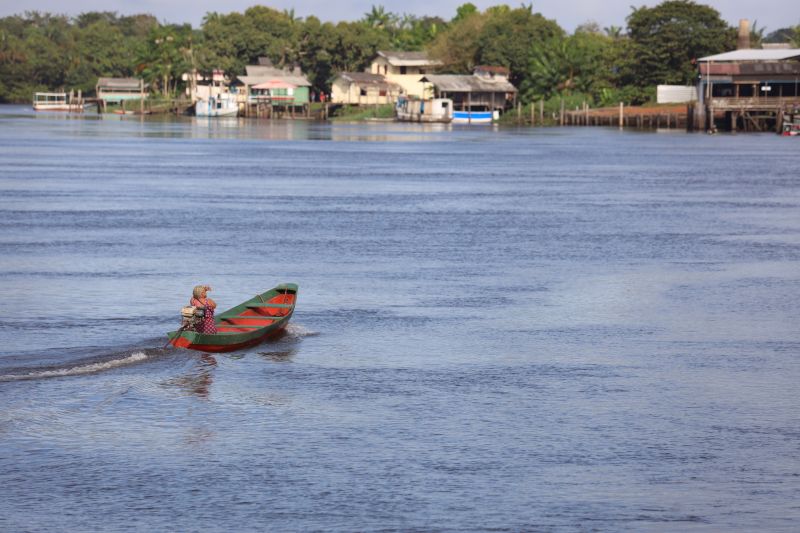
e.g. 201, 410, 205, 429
191, 284, 217, 334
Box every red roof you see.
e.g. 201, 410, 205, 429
252, 80, 297, 90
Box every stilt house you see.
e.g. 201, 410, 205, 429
696, 20, 800, 132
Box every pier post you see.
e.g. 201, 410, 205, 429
619, 102, 623, 128
560, 99, 564, 126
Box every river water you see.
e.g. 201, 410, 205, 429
0, 105, 798, 532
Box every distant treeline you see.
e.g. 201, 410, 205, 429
1, 1, 799, 105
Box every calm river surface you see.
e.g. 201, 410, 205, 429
0, 105, 798, 532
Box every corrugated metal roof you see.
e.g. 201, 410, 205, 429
699, 49, 800, 62
246, 65, 286, 77
96, 77, 142, 89
243, 65, 311, 86
377, 50, 442, 67
336, 72, 402, 90
420, 75, 516, 93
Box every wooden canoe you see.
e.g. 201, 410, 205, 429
167, 283, 298, 352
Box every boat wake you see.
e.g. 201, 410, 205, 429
0, 351, 151, 382
284, 323, 319, 339
0, 323, 315, 382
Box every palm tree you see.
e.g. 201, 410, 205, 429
525, 36, 596, 100
282, 8, 301, 25
749, 20, 765, 48
364, 5, 393, 29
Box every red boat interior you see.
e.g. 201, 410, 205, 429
215, 292, 296, 333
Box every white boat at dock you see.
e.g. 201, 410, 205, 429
395, 96, 453, 123
32, 92, 88, 112
195, 93, 239, 117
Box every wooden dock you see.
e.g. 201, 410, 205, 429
561, 104, 691, 130
702, 97, 800, 133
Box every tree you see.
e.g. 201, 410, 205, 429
764, 26, 797, 44
430, 4, 562, 88
473, 6, 563, 87
66, 17, 137, 93
575, 21, 602, 35
390, 14, 445, 50
523, 30, 612, 101
625, 0, 735, 87
331, 21, 390, 73
138, 24, 193, 96
453, 3, 478, 23
201, 6, 301, 76
428, 8, 485, 73
363, 5, 395, 29
292, 16, 338, 93
749, 20, 765, 49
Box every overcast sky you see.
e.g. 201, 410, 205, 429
1, 0, 797, 34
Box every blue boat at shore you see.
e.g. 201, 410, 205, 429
452, 110, 496, 124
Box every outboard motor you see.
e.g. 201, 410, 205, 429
180, 305, 205, 331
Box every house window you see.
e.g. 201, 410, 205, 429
379, 90, 387, 97
419, 69, 426, 75
400, 66, 407, 75
360, 88, 367, 96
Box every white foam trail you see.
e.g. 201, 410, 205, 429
285, 323, 318, 338
0, 351, 149, 382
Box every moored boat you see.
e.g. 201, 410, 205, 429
33, 92, 88, 112
452, 110, 497, 124
195, 93, 239, 117
395, 96, 453, 123
167, 283, 298, 352
782, 114, 800, 136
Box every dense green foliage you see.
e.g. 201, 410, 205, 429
0, 12, 157, 101
0, 2, 792, 106
624, 1, 736, 87
764, 26, 800, 46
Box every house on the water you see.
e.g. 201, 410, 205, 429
184, 69, 233, 102
236, 58, 312, 117
330, 73, 403, 106
696, 20, 800, 132
95, 77, 147, 110
370, 51, 441, 99
420, 66, 517, 122
331, 50, 441, 105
